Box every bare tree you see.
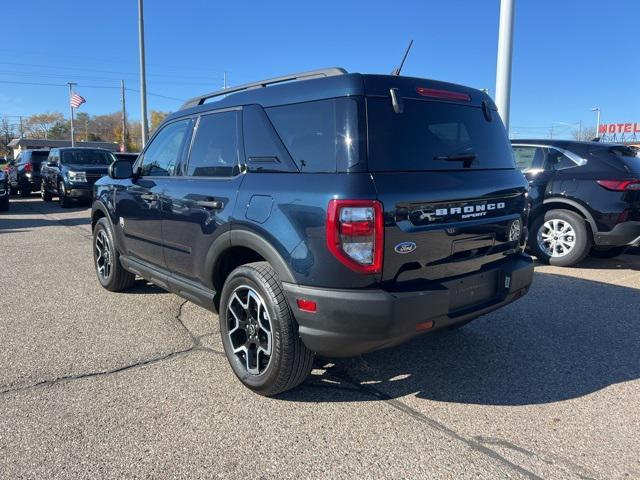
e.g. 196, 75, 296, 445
25, 112, 65, 139
572, 127, 597, 142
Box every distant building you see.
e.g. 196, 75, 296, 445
7, 138, 119, 159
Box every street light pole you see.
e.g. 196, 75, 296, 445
592, 107, 601, 139
495, 0, 515, 131
138, 0, 149, 148
67, 82, 77, 146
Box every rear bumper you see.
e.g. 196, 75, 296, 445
283, 254, 534, 357
594, 221, 640, 247
18, 174, 41, 191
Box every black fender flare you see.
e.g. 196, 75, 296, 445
91, 200, 112, 230
538, 198, 598, 233
203, 229, 296, 291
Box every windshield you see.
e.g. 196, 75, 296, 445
61, 150, 113, 166
367, 98, 515, 171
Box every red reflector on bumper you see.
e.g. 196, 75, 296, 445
296, 299, 317, 312
416, 320, 434, 331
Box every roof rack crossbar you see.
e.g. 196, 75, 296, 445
181, 67, 348, 109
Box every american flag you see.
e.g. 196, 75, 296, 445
70, 92, 86, 109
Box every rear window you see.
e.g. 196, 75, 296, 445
30, 151, 49, 164
367, 98, 515, 171
61, 150, 113, 166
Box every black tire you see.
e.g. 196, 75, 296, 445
530, 209, 590, 267
92, 217, 136, 292
41, 181, 52, 202
589, 245, 627, 259
219, 262, 314, 396
58, 181, 72, 208
0, 195, 9, 212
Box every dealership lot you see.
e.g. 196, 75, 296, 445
1, 197, 639, 479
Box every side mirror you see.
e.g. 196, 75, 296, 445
47, 160, 57, 167
109, 159, 134, 179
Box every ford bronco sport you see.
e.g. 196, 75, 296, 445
92, 68, 534, 396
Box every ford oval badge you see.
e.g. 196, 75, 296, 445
394, 241, 417, 254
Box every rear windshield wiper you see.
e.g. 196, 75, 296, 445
434, 153, 477, 168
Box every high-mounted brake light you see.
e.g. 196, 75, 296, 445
596, 179, 640, 191
326, 199, 384, 274
416, 87, 471, 102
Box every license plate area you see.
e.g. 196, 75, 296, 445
446, 270, 499, 312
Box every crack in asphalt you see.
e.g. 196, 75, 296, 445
474, 436, 598, 480
329, 367, 545, 480
0, 300, 224, 397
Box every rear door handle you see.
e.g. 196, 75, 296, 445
196, 199, 224, 210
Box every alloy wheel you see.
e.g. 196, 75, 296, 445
537, 219, 576, 258
95, 230, 112, 281
227, 286, 273, 375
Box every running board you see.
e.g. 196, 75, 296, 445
120, 256, 218, 313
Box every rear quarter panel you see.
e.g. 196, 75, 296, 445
234, 172, 379, 289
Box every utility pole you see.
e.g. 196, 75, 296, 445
578, 120, 582, 140
138, 0, 149, 147
67, 82, 77, 147
19, 116, 24, 138
495, 0, 515, 130
121, 80, 128, 152
223, 71, 227, 89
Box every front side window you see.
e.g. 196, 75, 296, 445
139, 119, 191, 176
186, 112, 239, 177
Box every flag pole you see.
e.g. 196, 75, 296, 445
67, 82, 77, 147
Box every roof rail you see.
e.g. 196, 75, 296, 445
180, 67, 348, 109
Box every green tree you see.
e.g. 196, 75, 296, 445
49, 120, 70, 140
150, 111, 170, 134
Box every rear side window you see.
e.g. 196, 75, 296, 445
266, 98, 361, 173
187, 111, 240, 177
367, 98, 515, 171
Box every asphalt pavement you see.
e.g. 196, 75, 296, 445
1, 196, 639, 479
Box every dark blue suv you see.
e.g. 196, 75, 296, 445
92, 68, 534, 395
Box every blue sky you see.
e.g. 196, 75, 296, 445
1, 0, 638, 139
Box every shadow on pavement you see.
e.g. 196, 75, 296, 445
284, 269, 640, 406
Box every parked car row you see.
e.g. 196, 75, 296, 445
1, 149, 139, 208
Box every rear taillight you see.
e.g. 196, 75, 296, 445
326, 199, 384, 274
596, 179, 640, 191
24, 163, 32, 173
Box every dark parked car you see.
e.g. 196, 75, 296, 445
0, 169, 9, 211
113, 152, 139, 164
512, 140, 640, 266
9, 149, 49, 196
92, 68, 533, 395
41, 147, 115, 207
